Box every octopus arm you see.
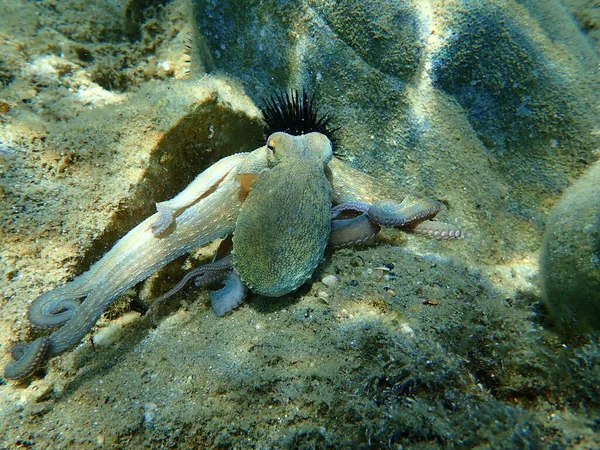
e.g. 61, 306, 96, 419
38, 171, 243, 357
329, 158, 462, 239
328, 157, 409, 205
151, 153, 249, 235
5, 148, 270, 379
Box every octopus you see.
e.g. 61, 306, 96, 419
4, 93, 462, 381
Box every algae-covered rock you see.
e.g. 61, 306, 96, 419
540, 161, 600, 335
193, 0, 600, 261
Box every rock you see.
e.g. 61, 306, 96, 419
540, 161, 600, 335
193, 0, 600, 260
51, 76, 264, 266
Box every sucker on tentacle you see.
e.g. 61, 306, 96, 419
410, 220, 463, 239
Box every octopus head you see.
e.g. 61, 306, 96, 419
266, 131, 333, 166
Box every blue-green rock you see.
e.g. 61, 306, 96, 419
541, 161, 600, 335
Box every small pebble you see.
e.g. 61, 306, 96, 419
143, 402, 158, 424
349, 280, 359, 287
400, 323, 414, 335
93, 312, 141, 347
321, 274, 338, 287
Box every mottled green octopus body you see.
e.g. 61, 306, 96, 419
233, 132, 333, 296
5, 131, 462, 381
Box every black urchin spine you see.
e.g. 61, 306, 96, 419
261, 90, 339, 146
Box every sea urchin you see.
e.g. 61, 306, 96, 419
261, 90, 338, 145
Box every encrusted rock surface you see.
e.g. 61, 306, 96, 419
541, 161, 600, 335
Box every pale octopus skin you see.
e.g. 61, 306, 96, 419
4, 132, 462, 380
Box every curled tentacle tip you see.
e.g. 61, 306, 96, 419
28, 297, 80, 329
4, 337, 50, 381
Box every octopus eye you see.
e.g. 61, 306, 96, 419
267, 135, 281, 152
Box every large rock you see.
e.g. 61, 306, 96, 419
540, 161, 600, 335
194, 0, 600, 260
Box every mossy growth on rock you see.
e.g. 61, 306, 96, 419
540, 161, 600, 336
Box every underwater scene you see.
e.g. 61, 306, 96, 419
0, 0, 599, 448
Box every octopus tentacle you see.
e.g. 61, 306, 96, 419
410, 220, 463, 240
368, 197, 440, 227
329, 214, 381, 248
4, 150, 268, 381
328, 158, 463, 238
332, 198, 462, 240
4, 337, 50, 381
209, 272, 248, 316
149, 254, 234, 310
47, 184, 240, 356
28, 289, 82, 329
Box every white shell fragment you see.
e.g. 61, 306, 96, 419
321, 274, 338, 287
